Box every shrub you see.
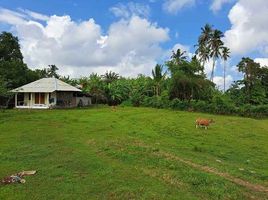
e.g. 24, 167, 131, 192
169, 99, 190, 110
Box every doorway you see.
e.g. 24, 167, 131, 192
35, 93, 45, 104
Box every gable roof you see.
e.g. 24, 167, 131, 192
11, 78, 81, 93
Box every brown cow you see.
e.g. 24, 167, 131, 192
195, 118, 214, 129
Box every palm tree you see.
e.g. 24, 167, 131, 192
196, 44, 210, 68
209, 29, 224, 81
222, 47, 230, 92
101, 71, 119, 84
171, 49, 187, 65
195, 24, 213, 72
199, 24, 213, 45
168, 49, 187, 76
152, 64, 166, 96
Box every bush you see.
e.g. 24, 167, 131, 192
192, 100, 210, 112
239, 104, 268, 118
120, 99, 132, 107
169, 99, 190, 110
121, 93, 268, 118
210, 94, 236, 114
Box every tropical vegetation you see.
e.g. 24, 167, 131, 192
1, 24, 268, 117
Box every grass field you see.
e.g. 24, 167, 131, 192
0, 107, 268, 199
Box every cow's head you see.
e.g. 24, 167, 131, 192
209, 119, 215, 123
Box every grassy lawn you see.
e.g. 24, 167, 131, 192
0, 107, 268, 199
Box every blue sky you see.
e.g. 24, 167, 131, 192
0, 0, 268, 89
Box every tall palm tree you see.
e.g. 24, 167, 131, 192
198, 24, 213, 47
195, 24, 213, 72
196, 44, 210, 68
209, 29, 224, 81
222, 47, 230, 92
152, 64, 166, 96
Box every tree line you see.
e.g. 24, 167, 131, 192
1, 25, 268, 117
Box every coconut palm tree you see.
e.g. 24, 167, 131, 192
101, 71, 119, 84
195, 24, 213, 73
195, 44, 210, 69
152, 64, 166, 96
199, 24, 213, 45
209, 29, 224, 81
222, 47, 230, 92
171, 49, 187, 65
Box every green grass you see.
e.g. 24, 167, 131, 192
0, 107, 268, 199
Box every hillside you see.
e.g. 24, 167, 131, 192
0, 107, 268, 199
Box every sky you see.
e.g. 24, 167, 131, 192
0, 0, 268, 90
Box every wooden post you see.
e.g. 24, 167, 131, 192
31, 93, 33, 107
46, 93, 49, 107
15, 93, 17, 108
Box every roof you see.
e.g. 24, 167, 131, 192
11, 78, 81, 93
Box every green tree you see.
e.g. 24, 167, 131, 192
47, 65, 60, 78
81, 73, 106, 104
102, 71, 119, 84
228, 57, 267, 105
195, 24, 212, 68
222, 47, 230, 92
209, 29, 224, 81
168, 49, 188, 76
152, 64, 166, 96
0, 32, 23, 62
0, 76, 13, 109
167, 52, 213, 101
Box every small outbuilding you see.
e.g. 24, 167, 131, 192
11, 78, 92, 109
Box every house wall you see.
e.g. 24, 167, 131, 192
76, 97, 92, 106
49, 92, 57, 106
16, 91, 84, 109
56, 92, 76, 107
17, 92, 54, 108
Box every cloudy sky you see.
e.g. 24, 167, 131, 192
0, 0, 268, 90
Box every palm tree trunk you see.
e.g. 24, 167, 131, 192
223, 60, 226, 92
210, 56, 216, 82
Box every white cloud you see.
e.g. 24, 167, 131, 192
210, 0, 236, 13
0, 8, 169, 78
0, 8, 27, 25
213, 75, 233, 90
254, 58, 268, 67
224, 0, 268, 55
204, 59, 217, 78
163, 0, 195, 14
163, 43, 192, 63
110, 2, 150, 19
18, 9, 49, 21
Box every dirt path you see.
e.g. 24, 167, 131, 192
157, 151, 268, 194
96, 139, 268, 195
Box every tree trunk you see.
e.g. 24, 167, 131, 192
210, 56, 216, 82
224, 60, 226, 92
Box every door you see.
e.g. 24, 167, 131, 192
35, 93, 40, 104
35, 93, 45, 104
40, 93, 45, 104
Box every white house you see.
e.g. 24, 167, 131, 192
11, 78, 91, 109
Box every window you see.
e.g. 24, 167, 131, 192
29, 93, 31, 100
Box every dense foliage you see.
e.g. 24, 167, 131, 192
1, 27, 268, 117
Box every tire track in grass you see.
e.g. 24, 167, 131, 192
156, 151, 268, 194
90, 138, 268, 196
123, 139, 268, 195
